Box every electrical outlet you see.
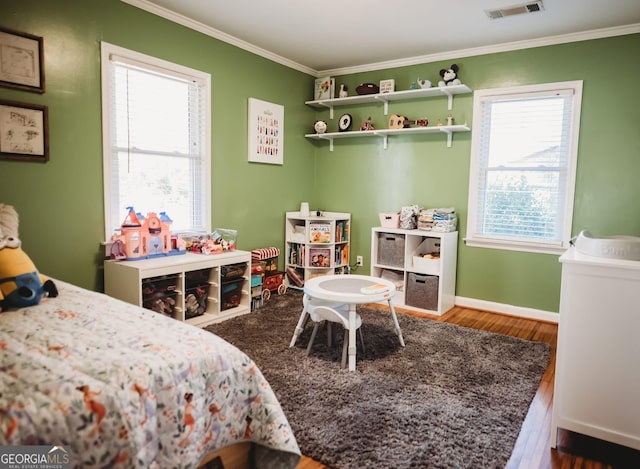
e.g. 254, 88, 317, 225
356, 255, 363, 266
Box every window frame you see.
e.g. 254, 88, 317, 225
100, 41, 211, 240
465, 80, 583, 255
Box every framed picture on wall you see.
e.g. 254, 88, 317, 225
0, 26, 45, 93
248, 97, 284, 165
0, 100, 49, 162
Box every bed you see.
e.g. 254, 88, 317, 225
0, 279, 300, 468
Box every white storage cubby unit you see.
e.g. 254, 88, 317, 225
551, 248, 640, 450
370, 227, 457, 315
305, 84, 472, 150
104, 251, 251, 328
285, 211, 350, 289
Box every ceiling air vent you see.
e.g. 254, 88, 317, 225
485, 1, 544, 19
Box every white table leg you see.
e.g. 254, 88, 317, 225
348, 304, 357, 371
388, 300, 405, 347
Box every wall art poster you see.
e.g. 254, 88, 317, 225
248, 98, 284, 165
0, 100, 48, 162
0, 27, 45, 93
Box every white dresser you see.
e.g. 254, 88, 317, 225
551, 247, 640, 450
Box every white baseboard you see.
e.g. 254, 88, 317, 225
455, 296, 559, 324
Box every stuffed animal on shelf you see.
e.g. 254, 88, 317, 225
0, 203, 58, 312
438, 64, 461, 87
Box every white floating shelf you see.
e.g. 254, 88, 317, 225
305, 124, 470, 151
305, 84, 472, 117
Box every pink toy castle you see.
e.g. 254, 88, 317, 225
119, 207, 181, 260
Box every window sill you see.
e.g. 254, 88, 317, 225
464, 237, 567, 256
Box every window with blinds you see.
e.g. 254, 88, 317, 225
466, 81, 583, 254
100, 42, 211, 239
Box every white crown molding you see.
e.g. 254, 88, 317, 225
455, 296, 559, 324
319, 23, 640, 77
120, 0, 317, 76
122, 0, 639, 80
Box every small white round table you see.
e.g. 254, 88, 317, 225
294, 274, 405, 371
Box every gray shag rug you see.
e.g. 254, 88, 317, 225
206, 291, 550, 469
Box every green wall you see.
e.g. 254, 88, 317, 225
1, 0, 638, 313
0, 0, 316, 291
316, 34, 640, 313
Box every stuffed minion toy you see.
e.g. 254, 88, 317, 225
0, 204, 58, 311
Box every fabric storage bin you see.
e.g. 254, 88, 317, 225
377, 232, 405, 267
406, 272, 439, 311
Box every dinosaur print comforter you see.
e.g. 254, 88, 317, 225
0, 279, 300, 468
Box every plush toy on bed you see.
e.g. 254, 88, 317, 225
0, 203, 58, 312
438, 64, 461, 87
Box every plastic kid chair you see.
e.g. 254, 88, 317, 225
304, 302, 366, 369
289, 294, 346, 348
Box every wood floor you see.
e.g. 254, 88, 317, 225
295, 305, 640, 469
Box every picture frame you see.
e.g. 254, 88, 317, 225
0, 100, 49, 162
380, 79, 395, 94
248, 98, 284, 165
314, 76, 333, 100
0, 26, 45, 93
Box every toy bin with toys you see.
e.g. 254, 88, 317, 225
219, 262, 247, 311
142, 274, 179, 318
184, 268, 212, 319
184, 228, 237, 255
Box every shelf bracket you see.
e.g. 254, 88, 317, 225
373, 95, 391, 115
442, 90, 454, 111
382, 134, 388, 150
440, 128, 454, 148
313, 134, 336, 151
315, 102, 335, 119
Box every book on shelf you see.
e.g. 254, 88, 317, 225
308, 248, 331, 267
334, 244, 349, 266
314, 76, 334, 100
335, 220, 349, 242
288, 243, 304, 266
309, 223, 331, 243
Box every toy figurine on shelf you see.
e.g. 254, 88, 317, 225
339, 84, 348, 98
360, 116, 375, 131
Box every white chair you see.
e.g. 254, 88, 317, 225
289, 294, 345, 348
305, 304, 365, 369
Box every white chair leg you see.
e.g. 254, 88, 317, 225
290, 310, 310, 347
341, 329, 348, 368
306, 323, 320, 356
358, 328, 365, 355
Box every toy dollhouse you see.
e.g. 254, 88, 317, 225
117, 207, 184, 260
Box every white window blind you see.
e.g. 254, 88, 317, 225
466, 81, 582, 254
101, 43, 211, 239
